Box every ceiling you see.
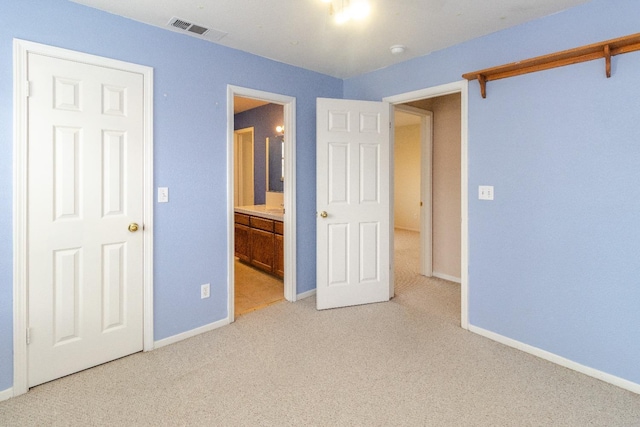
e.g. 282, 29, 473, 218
395, 111, 421, 127
234, 97, 269, 114
70, 0, 592, 79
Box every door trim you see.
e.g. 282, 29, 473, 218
227, 85, 297, 322
12, 39, 154, 397
233, 127, 255, 207
384, 80, 469, 330
394, 105, 433, 277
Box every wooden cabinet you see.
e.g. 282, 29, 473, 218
234, 214, 251, 262
274, 221, 284, 278
234, 212, 283, 278
250, 228, 274, 272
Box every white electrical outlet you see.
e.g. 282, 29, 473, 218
201, 283, 210, 299
478, 185, 494, 200
158, 187, 169, 203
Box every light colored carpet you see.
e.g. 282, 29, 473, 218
234, 259, 284, 316
393, 229, 460, 323
1, 231, 639, 425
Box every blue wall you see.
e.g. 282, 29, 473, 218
0, 0, 341, 391
345, 0, 640, 385
234, 103, 284, 204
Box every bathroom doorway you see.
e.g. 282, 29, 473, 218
233, 98, 284, 315
227, 86, 297, 321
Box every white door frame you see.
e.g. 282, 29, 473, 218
227, 85, 297, 321
394, 105, 434, 277
233, 127, 255, 206
385, 80, 469, 329
12, 39, 155, 397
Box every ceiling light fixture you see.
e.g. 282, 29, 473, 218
322, 0, 370, 25
390, 45, 406, 55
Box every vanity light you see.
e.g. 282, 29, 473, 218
276, 125, 284, 133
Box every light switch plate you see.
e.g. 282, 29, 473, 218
478, 185, 494, 200
158, 187, 169, 203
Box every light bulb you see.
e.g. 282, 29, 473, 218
327, 0, 370, 25
334, 10, 350, 24
350, 0, 370, 20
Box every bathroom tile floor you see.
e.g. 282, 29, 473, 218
234, 258, 284, 316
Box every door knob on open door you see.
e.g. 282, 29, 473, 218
319, 211, 328, 218
128, 223, 140, 232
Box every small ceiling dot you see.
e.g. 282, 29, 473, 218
390, 45, 406, 55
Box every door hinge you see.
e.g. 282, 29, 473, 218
26, 327, 32, 345
25, 80, 31, 97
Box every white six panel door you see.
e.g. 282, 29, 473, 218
316, 98, 390, 310
27, 53, 144, 387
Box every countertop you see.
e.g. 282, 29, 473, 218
235, 205, 284, 221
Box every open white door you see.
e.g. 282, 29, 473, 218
316, 98, 391, 310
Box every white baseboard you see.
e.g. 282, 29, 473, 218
297, 289, 316, 300
0, 387, 13, 402
154, 317, 230, 349
469, 324, 640, 395
432, 272, 461, 283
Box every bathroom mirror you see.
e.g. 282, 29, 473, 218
266, 135, 284, 192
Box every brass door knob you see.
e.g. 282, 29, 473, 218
319, 211, 328, 218
128, 223, 140, 232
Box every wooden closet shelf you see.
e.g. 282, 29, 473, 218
463, 33, 640, 98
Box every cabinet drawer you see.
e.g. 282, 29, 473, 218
234, 213, 250, 226
274, 221, 284, 235
250, 216, 274, 232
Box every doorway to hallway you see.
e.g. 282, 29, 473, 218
388, 81, 468, 327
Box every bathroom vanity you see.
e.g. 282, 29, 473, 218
234, 205, 284, 278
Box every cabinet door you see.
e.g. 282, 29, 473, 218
274, 233, 284, 278
235, 224, 251, 262
250, 228, 275, 273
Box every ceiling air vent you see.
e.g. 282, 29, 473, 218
167, 17, 227, 41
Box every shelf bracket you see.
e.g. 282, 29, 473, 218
477, 74, 487, 99
604, 44, 611, 78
